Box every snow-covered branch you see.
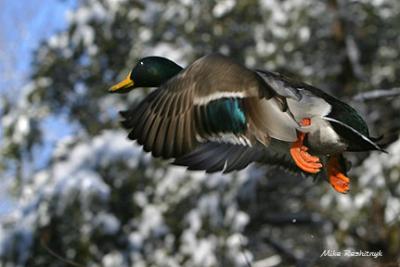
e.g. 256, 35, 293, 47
353, 87, 400, 101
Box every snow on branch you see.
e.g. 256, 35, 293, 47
353, 87, 400, 101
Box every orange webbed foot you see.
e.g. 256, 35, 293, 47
290, 118, 322, 174
328, 156, 350, 194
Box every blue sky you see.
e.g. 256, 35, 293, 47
0, 0, 76, 216
0, 0, 76, 98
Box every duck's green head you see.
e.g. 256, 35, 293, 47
109, 56, 183, 93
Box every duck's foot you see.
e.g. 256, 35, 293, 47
327, 156, 350, 194
290, 118, 322, 174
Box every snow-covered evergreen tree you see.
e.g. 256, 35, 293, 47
1, 0, 399, 266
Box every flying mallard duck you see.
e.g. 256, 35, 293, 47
109, 54, 384, 193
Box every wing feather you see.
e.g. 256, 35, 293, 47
120, 54, 299, 160
324, 117, 386, 152
174, 143, 265, 173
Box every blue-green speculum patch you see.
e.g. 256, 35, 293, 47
204, 98, 247, 135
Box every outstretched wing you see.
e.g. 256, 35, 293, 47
173, 139, 327, 176
121, 54, 299, 159
173, 142, 265, 173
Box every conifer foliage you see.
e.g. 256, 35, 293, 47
1, 0, 399, 266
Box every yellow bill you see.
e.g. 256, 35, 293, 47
109, 71, 134, 93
